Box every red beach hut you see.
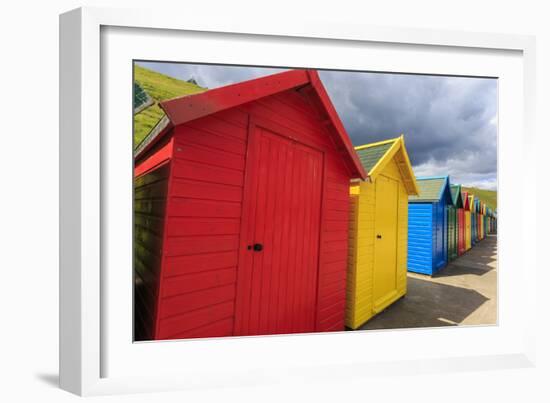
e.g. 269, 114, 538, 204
133, 69, 366, 341
451, 185, 465, 256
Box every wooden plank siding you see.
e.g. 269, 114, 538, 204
346, 157, 408, 329
380, 158, 408, 300
148, 87, 354, 339
432, 199, 448, 270
242, 90, 352, 333
134, 163, 170, 341
154, 109, 247, 340
465, 211, 472, 250
346, 182, 375, 328
407, 203, 433, 274
457, 208, 465, 255
395, 166, 409, 299
447, 206, 457, 260
407, 177, 451, 276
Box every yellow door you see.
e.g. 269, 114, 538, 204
373, 175, 398, 312
464, 210, 471, 250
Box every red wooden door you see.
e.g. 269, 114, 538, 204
234, 123, 324, 336
457, 208, 465, 255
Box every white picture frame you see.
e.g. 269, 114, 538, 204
59, 6, 537, 396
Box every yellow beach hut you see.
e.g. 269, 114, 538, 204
346, 136, 419, 329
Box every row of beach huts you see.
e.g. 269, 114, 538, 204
133, 69, 497, 341
346, 140, 497, 328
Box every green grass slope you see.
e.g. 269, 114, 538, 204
134, 64, 207, 147
462, 187, 497, 211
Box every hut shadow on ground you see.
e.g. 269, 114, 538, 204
358, 278, 490, 331
433, 262, 493, 278
433, 238, 497, 278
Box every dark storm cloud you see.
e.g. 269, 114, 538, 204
318, 71, 497, 174
137, 62, 497, 189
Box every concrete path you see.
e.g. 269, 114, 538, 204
359, 234, 497, 330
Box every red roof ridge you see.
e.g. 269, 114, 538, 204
160, 69, 309, 126
140, 69, 366, 179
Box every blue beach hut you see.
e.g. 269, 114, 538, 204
472, 196, 479, 244
468, 195, 477, 246
407, 176, 453, 275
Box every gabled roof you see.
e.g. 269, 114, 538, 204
354, 135, 419, 195
468, 195, 475, 211
462, 191, 470, 211
450, 184, 464, 208
409, 176, 452, 204
135, 69, 366, 179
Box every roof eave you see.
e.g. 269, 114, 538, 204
305, 70, 367, 180
357, 135, 418, 195
437, 176, 453, 204
451, 184, 464, 208
355, 137, 400, 151
397, 135, 420, 195
160, 69, 311, 126
134, 115, 174, 160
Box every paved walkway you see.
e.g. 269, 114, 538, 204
359, 235, 497, 330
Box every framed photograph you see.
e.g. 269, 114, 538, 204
59, 6, 536, 396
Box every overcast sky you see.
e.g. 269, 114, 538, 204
137, 62, 497, 190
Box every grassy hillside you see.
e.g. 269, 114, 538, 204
463, 187, 497, 211
133, 64, 207, 147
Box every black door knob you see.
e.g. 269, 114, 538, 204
253, 243, 263, 252
376, 234, 382, 239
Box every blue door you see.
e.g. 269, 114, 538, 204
434, 202, 446, 269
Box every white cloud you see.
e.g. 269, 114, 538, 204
413, 159, 497, 190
